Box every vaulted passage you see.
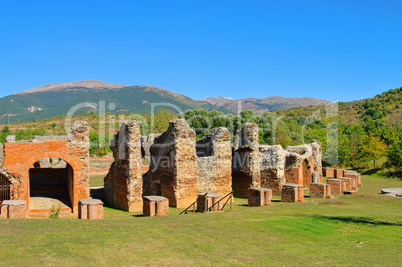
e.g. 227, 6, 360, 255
29, 158, 73, 210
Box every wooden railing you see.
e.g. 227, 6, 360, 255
180, 191, 234, 215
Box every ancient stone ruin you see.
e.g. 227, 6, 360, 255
104, 121, 143, 212
233, 123, 323, 196
196, 127, 232, 197
232, 123, 261, 198
143, 119, 233, 208
0, 118, 364, 219
143, 119, 199, 208
0, 121, 90, 216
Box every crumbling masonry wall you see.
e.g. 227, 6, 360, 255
104, 121, 143, 212
2, 121, 90, 213
144, 119, 198, 208
232, 123, 261, 198
196, 127, 232, 196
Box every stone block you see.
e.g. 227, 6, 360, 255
337, 177, 357, 191
248, 187, 272, 207
197, 192, 222, 212
322, 168, 334, 177
343, 170, 362, 186
334, 169, 344, 178
326, 179, 346, 194
1, 200, 27, 219
79, 199, 103, 220
143, 196, 169, 217
310, 183, 332, 198
281, 183, 303, 202
312, 171, 319, 184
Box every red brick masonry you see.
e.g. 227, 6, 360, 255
79, 199, 104, 220
143, 196, 169, 216
1, 200, 27, 219
248, 187, 272, 207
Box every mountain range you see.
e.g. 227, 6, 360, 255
0, 80, 330, 124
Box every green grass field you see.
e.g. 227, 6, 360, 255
1, 175, 401, 266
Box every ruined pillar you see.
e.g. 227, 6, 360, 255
66, 121, 90, 210
196, 127, 232, 196
104, 121, 143, 212
259, 145, 286, 195
145, 119, 198, 208
310, 140, 323, 182
232, 123, 261, 198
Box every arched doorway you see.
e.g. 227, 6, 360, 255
29, 158, 74, 210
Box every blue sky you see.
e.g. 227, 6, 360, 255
0, 0, 401, 102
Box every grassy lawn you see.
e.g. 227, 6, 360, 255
90, 175, 105, 187
1, 175, 401, 266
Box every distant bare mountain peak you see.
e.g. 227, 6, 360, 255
205, 95, 331, 113
15, 80, 127, 95
201, 96, 234, 104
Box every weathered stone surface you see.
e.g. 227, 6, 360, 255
334, 169, 344, 178
196, 127, 232, 197
259, 142, 320, 195
343, 170, 362, 186
260, 145, 286, 195
2, 121, 90, 215
144, 119, 198, 208
104, 121, 143, 212
281, 183, 303, 202
232, 123, 261, 198
6, 135, 15, 143
32, 136, 66, 142
143, 196, 169, 216
381, 188, 402, 198
309, 183, 333, 198
312, 172, 319, 184
337, 177, 357, 191
285, 144, 315, 188
323, 168, 334, 177
1, 200, 27, 219
310, 140, 323, 182
78, 199, 103, 220
326, 178, 346, 194
248, 187, 272, 207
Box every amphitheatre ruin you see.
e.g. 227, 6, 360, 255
0, 119, 362, 219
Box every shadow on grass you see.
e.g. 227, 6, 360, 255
310, 215, 402, 226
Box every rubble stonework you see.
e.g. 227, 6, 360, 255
232, 123, 261, 198
196, 127, 232, 196
284, 144, 315, 187
260, 145, 286, 195
104, 121, 143, 212
144, 119, 199, 208
233, 124, 322, 197
2, 121, 90, 214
